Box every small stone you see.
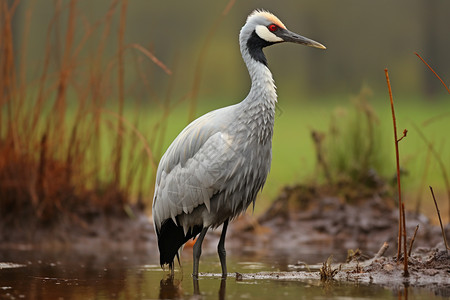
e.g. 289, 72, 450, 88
235, 272, 243, 281
383, 264, 394, 272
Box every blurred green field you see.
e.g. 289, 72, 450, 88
130, 93, 450, 215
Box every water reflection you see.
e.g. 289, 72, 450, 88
398, 285, 409, 300
192, 277, 200, 296
159, 275, 183, 299
191, 277, 226, 299
0, 250, 448, 300
158, 273, 227, 299
218, 279, 226, 300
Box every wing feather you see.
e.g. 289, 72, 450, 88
152, 108, 240, 230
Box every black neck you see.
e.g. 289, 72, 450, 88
246, 31, 275, 66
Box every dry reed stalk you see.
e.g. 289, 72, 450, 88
90, 0, 118, 179
414, 52, 450, 222
408, 224, 419, 257
36, 133, 48, 208
129, 42, 174, 175
16, 2, 33, 136
66, 14, 107, 188
401, 203, 409, 277
0, 0, 19, 152
129, 43, 172, 75
134, 54, 159, 103
130, 51, 163, 198
31, 3, 60, 132
4, 0, 120, 222
374, 242, 389, 259
65, 124, 78, 186
53, 0, 77, 147
114, 0, 128, 187
415, 52, 450, 94
385, 68, 408, 260
0, 0, 180, 229
398, 286, 408, 300
429, 186, 450, 251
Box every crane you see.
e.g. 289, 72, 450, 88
152, 9, 325, 279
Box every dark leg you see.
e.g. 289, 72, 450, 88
192, 227, 208, 278
218, 219, 229, 278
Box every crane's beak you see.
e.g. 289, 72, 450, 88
278, 29, 326, 50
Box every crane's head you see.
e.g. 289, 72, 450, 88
240, 10, 326, 65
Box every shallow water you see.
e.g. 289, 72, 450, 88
0, 249, 447, 300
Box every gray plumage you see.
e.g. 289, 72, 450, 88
152, 9, 325, 278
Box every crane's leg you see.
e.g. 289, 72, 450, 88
192, 227, 208, 279
218, 219, 229, 278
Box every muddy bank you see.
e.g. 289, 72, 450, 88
0, 207, 156, 253
2, 183, 448, 260
222, 184, 449, 260
338, 247, 449, 289
198, 246, 449, 296
2, 182, 448, 266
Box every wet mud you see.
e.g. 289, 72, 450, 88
197, 247, 449, 297
226, 184, 448, 256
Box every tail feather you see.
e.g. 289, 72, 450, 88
157, 218, 203, 268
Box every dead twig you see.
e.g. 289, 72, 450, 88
385, 68, 407, 260
408, 225, 419, 257
114, 0, 128, 187
397, 129, 408, 142
415, 52, 450, 94
374, 242, 389, 259
128, 43, 172, 75
429, 186, 450, 252
401, 203, 409, 277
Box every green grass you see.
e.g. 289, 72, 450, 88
128, 93, 450, 215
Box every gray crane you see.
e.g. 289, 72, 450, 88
152, 9, 325, 279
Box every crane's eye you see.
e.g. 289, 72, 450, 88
268, 24, 278, 32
